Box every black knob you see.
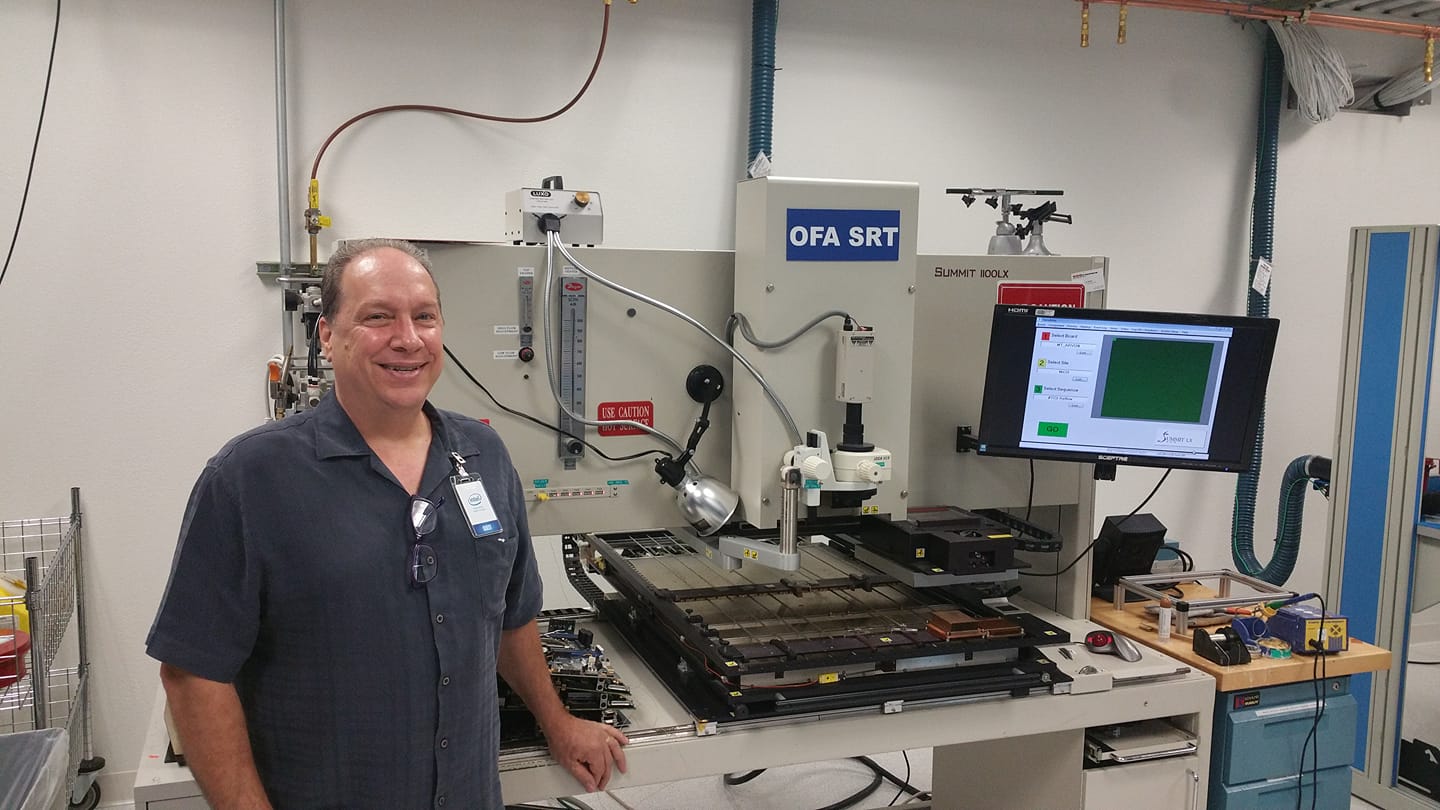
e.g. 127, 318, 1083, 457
518, 346, 535, 363
686, 365, 725, 404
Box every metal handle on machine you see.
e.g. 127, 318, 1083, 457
1107, 741, 1198, 763
1187, 767, 1200, 810
780, 466, 801, 557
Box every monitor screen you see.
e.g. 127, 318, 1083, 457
976, 306, 1279, 472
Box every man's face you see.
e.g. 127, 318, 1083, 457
318, 248, 444, 419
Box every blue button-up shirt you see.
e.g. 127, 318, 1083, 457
147, 394, 543, 808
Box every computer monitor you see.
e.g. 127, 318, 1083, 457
976, 305, 1279, 473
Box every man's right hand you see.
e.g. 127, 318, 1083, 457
159, 663, 273, 810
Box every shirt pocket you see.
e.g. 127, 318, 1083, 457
470, 533, 519, 617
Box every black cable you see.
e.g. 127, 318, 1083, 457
1292, 594, 1329, 810
852, 749, 921, 795
1175, 547, 1195, 573
724, 758, 918, 810
1316, 640, 1327, 810
1021, 470, 1171, 578
888, 750, 911, 806
1024, 460, 1035, 522
1294, 650, 1322, 810
444, 345, 666, 463
811, 766, 883, 810
304, 314, 321, 378
723, 769, 767, 786
1, 0, 61, 292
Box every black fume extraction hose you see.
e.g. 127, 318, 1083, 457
1233, 455, 1331, 585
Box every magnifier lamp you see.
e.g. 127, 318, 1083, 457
654, 365, 740, 536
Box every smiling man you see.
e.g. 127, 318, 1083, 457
147, 239, 626, 809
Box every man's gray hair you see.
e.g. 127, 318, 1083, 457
320, 238, 436, 321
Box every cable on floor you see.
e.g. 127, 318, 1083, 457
812, 766, 884, 810
723, 769, 767, 786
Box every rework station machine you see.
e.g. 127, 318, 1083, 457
281, 177, 1285, 806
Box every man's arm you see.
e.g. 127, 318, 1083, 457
159, 663, 273, 810
497, 620, 629, 792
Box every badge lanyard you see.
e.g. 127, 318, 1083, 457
448, 451, 505, 540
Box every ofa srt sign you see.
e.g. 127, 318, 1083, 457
786, 209, 902, 262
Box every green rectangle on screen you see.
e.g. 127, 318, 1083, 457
1100, 338, 1213, 422
1037, 421, 1068, 437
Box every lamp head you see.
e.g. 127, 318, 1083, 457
674, 474, 740, 536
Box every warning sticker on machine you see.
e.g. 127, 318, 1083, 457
996, 282, 1086, 307
596, 401, 654, 436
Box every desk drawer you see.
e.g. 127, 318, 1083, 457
1218, 681, 1355, 784
1083, 755, 1202, 809
1211, 764, 1352, 810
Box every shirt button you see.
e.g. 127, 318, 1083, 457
441, 675, 451, 687
437, 795, 447, 807
435, 613, 445, 624
440, 737, 449, 749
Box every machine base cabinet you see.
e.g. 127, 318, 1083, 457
1210, 676, 1357, 810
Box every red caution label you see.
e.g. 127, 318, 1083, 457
597, 401, 654, 436
996, 282, 1086, 307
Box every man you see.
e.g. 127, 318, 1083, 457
147, 238, 626, 809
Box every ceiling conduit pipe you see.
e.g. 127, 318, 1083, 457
747, 0, 778, 176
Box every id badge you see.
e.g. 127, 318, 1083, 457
451, 474, 504, 539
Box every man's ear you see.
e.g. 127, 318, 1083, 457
318, 317, 333, 360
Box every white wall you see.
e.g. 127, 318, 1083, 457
1, 0, 1435, 799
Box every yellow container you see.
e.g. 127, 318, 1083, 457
0, 578, 30, 635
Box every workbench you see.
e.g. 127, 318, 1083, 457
1091, 583, 1394, 810
136, 602, 1218, 809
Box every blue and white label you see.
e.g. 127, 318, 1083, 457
785, 209, 902, 262
452, 477, 504, 539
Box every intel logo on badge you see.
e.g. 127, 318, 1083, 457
785, 208, 902, 262
468, 493, 484, 506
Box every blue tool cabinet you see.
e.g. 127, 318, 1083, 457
1210, 677, 1357, 810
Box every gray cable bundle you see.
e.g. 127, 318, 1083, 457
1267, 21, 1354, 123
1374, 63, 1438, 108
